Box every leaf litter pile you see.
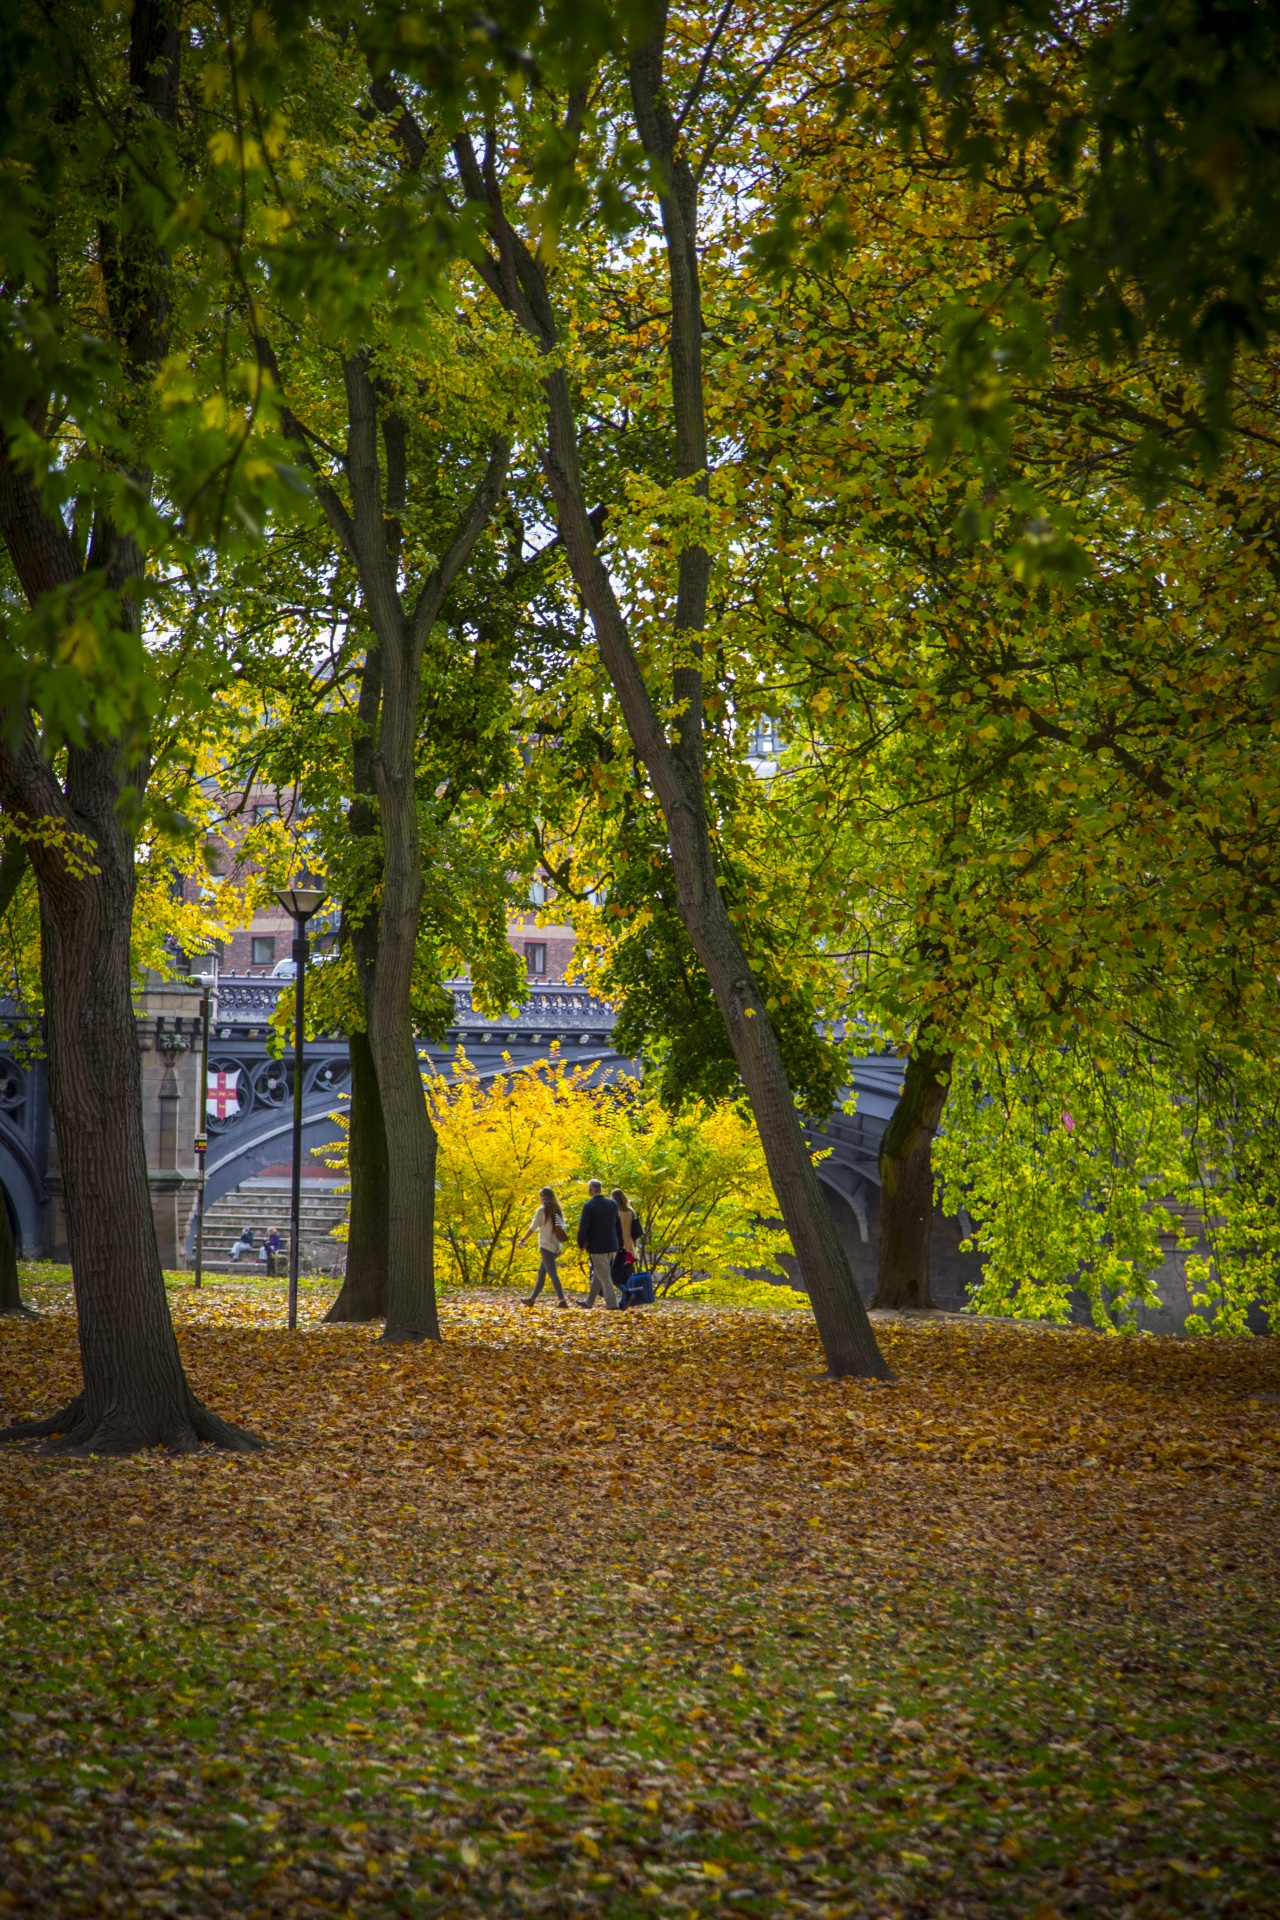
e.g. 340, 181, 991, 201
1, 1277, 1278, 1920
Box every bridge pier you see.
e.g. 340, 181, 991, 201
41, 976, 204, 1266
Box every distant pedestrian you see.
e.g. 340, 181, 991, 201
576, 1179, 622, 1309
519, 1188, 569, 1307
610, 1188, 644, 1292
261, 1226, 282, 1277
230, 1226, 255, 1262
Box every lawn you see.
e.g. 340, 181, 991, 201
1, 1273, 1277, 1919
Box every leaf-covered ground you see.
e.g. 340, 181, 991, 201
1, 1273, 1278, 1919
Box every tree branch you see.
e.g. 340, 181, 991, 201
0, 835, 28, 919
253, 333, 360, 568
408, 437, 512, 662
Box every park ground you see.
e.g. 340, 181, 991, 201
1, 1274, 1278, 1920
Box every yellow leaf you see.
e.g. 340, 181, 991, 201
56, 618, 100, 676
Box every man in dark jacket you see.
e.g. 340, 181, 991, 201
576, 1179, 622, 1309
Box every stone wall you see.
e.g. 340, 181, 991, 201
43, 975, 204, 1268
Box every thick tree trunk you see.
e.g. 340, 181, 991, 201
873, 1045, 953, 1310
0, 739, 261, 1453
0, 1187, 34, 1318
324, 1027, 390, 1322
0, 0, 260, 1451
327, 646, 393, 1328
0, 838, 34, 1319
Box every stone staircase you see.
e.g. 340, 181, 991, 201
196, 1182, 349, 1275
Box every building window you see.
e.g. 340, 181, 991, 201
252, 803, 276, 824
525, 942, 546, 977
251, 936, 276, 967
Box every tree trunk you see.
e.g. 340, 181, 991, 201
873, 1044, 953, 1310
326, 644, 391, 1328
0, 737, 261, 1453
0, 838, 35, 1319
444, 38, 890, 1377
363, 645, 441, 1344
282, 359, 508, 1345
0, 1186, 34, 1319
324, 1027, 390, 1322
0, 0, 261, 1451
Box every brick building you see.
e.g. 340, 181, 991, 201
185, 780, 580, 984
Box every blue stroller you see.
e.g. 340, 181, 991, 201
618, 1268, 656, 1308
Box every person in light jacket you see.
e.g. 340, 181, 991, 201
610, 1187, 644, 1292
576, 1179, 622, 1309
518, 1187, 569, 1306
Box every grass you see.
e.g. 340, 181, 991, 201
1, 1272, 1277, 1918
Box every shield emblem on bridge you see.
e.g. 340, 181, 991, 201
208, 1068, 241, 1121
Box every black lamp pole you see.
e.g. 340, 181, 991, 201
191, 957, 218, 1290
275, 889, 326, 1330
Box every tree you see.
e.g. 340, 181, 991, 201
0, 0, 273, 1451
696, 13, 1280, 1310
366, 5, 892, 1375
202, 491, 535, 1330
934, 1014, 1280, 1336
0, 833, 35, 1317
883, 0, 1280, 474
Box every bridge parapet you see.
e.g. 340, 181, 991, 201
209, 973, 617, 1037
3, 974, 909, 1286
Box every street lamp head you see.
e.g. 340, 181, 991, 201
189, 950, 220, 987
275, 886, 328, 923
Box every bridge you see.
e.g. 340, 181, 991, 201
1, 976, 929, 1288
1, 976, 1234, 1330
199, 976, 636, 1221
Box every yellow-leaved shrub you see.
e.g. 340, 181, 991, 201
425, 1048, 793, 1293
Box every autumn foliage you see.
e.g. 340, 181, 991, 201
1, 1278, 1278, 1915
326, 1050, 791, 1295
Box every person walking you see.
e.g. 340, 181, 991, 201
518, 1187, 569, 1306
610, 1187, 644, 1295
576, 1178, 622, 1309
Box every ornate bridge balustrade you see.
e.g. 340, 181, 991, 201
1, 974, 965, 1306
197, 977, 631, 1232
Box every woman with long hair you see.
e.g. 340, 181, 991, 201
610, 1187, 643, 1293
519, 1186, 569, 1306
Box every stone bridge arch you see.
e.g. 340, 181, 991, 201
0, 1034, 49, 1257
194, 979, 640, 1248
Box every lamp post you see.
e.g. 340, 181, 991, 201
275, 887, 327, 1330
190, 957, 219, 1290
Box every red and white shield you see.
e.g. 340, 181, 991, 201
208, 1069, 240, 1120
